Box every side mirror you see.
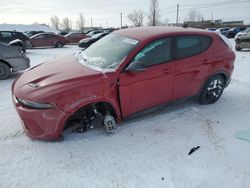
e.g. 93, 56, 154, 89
125, 60, 146, 73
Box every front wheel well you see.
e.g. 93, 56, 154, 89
64, 101, 117, 130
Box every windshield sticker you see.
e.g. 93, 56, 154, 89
123, 38, 139, 45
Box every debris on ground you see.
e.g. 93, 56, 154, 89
235, 130, 250, 142
188, 146, 200, 155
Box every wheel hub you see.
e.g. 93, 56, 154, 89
206, 79, 223, 99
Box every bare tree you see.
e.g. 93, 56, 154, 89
185, 10, 203, 22
127, 10, 145, 27
148, 0, 160, 26
76, 13, 85, 31
61, 17, 71, 32
50, 15, 60, 30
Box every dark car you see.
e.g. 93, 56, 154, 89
78, 32, 108, 48
28, 33, 68, 48
0, 42, 30, 79
226, 27, 246, 38
25, 31, 45, 37
0, 31, 30, 50
12, 27, 235, 140
65, 32, 88, 43
86, 30, 103, 37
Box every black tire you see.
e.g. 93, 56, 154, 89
0, 62, 11, 80
55, 41, 63, 48
199, 75, 226, 105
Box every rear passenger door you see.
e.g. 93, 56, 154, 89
172, 35, 213, 100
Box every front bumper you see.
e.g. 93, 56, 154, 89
12, 95, 65, 140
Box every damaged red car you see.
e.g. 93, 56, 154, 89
12, 27, 235, 140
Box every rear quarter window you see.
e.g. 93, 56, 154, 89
175, 35, 211, 59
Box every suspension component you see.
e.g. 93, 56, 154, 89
104, 115, 116, 134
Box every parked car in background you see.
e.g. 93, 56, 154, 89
78, 32, 109, 48
24, 31, 45, 37
215, 28, 230, 36
65, 32, 88, 43
84, 29, 95, 34
86, 30, 103, 37
0, 31, 30, 50
235, 27, 250, 40
28, 33, 67, 48
235, 29, 250, 51
226, 27, 246, 38
0, 42, 30, 79
8, 39, 26, 53
12, 26, 235, 140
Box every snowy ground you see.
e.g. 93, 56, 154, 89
0, 42, 250, 188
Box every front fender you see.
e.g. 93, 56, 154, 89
55, 96, 122, 137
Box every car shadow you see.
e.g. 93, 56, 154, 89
122, 98, 198, 125
61, 98, 199, 142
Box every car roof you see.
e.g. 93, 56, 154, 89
114, 26, 214, 41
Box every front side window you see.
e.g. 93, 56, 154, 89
133, 38, 172, 67
176, 35, 211, 59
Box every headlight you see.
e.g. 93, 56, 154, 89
17, 98, 53, 109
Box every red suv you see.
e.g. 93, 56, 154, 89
12, 27, 235, 140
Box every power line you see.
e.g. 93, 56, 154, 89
181, 0, 246, 6
180, 0, 250, 11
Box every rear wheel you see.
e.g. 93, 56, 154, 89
55, 41, 63, 48
0, 62, 11, 80
199, 75, 226, 104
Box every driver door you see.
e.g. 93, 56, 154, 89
119, 38, 175, 117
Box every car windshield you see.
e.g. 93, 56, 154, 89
76, 33, 139, 72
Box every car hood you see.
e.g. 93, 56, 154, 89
13, 55, 104, 99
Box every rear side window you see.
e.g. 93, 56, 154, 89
175, 35, 211, 59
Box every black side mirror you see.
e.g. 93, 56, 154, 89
126, 60, 146, 72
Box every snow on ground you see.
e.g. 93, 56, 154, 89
0, 42, 250, 188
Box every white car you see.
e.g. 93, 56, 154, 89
235, 27, 250, 40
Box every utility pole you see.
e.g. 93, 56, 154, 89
91, 18, 93, 28
120, 12, 123, 28
176, 4, 179, 24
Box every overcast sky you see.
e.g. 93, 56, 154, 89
0, 0, 250, 28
